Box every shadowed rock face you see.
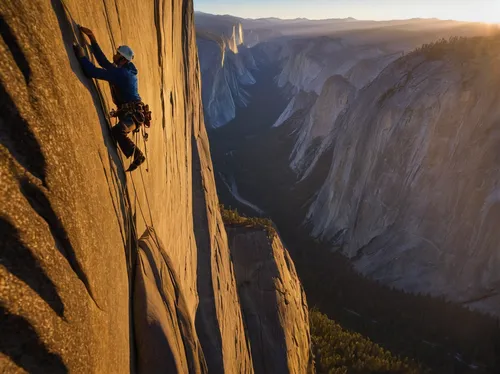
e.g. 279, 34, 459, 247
227, 227, 313, 374
196, 17, 257, 129
308, 38, 500, 314
273, 90, 318, 129
0, 0, 311, 372
263, 29, 497, 183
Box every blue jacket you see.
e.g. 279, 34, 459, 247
79, 41, 141, 105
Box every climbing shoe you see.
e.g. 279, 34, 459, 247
127, 150, 146, 172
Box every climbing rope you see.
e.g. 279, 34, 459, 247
132, 132, 157, 233
141, 125, 151, 173
129, 164, 150, 230
129, 134, 163, 251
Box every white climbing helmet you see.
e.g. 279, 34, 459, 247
117, 45, 134, 61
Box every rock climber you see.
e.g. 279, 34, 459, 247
73, 26, 146, 172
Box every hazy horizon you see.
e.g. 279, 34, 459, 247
194, 0, 500, 24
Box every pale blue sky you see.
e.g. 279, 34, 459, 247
194, 0, 500, 23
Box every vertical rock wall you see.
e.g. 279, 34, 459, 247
0, 0, 255, 371
308, 46, 500, 314
0, 1, 312, 372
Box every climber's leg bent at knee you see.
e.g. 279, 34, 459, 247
112, 114, 145, 171
112, 117, 136, 158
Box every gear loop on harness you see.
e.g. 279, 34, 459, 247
110, 101, 152, 139
110, 101, 152, 126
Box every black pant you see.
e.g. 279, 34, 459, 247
111, 114, 141, 158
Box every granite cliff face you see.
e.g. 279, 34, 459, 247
289, 75, 356, 179
267, 28, 495, 180
308, 37, 500, 314
0, 0, 310, 372
197, 34, 256, 129
270, 37, 402, 177
267, 33, 500, 315
196, 14, 256, 128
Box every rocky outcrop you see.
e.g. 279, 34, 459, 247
308, 37, 500, 315
227, 227, 313, 374
0, 0, 310, 372
195, 12, 283, 48
194, 12, 243, 48
228, 23, 245, 52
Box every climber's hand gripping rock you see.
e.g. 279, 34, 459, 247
80, 26, 96, 43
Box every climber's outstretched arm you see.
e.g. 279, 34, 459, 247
73, 43, 118, 83
80, 57, 116, 82
80, 26, 114, 69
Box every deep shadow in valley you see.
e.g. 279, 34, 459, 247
208, 63, 500, 374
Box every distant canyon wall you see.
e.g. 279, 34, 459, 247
200, 16, 500, 315
196, 20, 257, 128
307, 38, 500, 315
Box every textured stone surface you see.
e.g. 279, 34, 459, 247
344, 53, 402, 89
0, 0, 132, 371
270, 38, 405, 181
0, 0, 255, 372
227, 227, 313, 374
272, 26, 496, 174
308, 42, 500, 314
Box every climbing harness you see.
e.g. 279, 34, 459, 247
110, 101, 152, 128
110, 101, 152, 136
111, 102, 152, 173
